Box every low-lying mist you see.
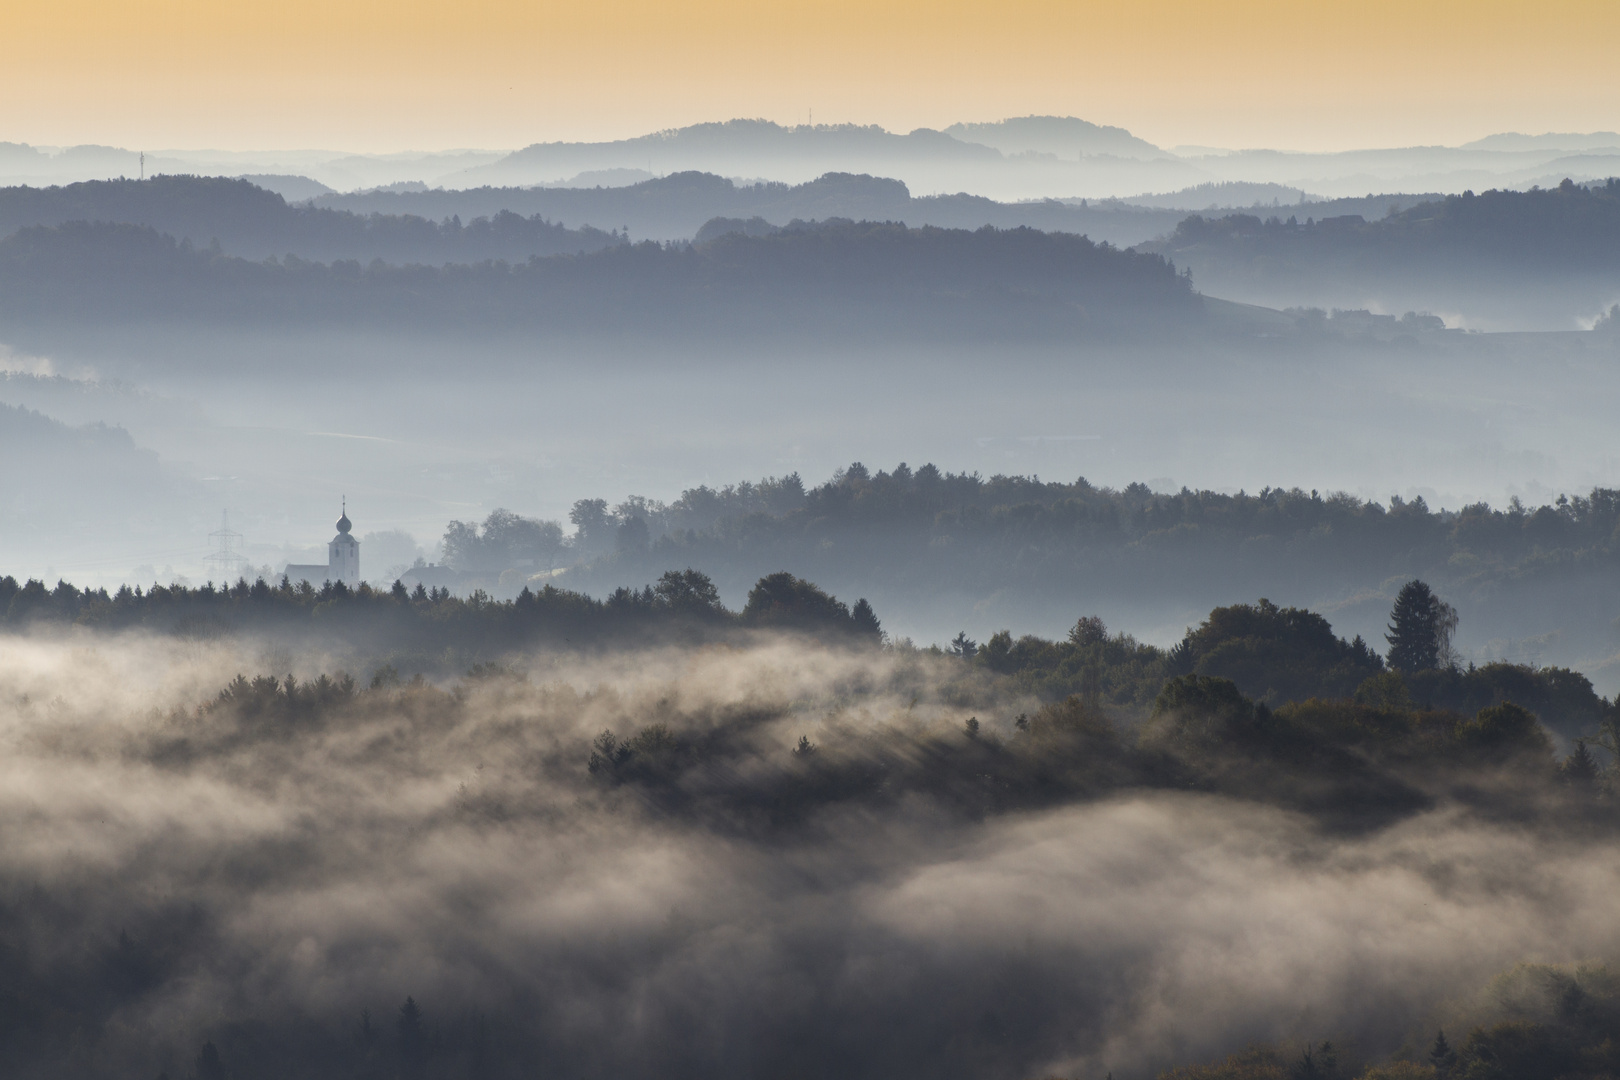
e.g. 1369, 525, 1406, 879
3, 630, 1617, 1079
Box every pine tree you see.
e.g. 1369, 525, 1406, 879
851, 598, 883, 639
1386, 580, 1441, 671
1430, 1029, 1457, 1076
1564, 740, 1600, 789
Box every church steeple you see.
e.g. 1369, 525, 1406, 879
336, 496, 352, 535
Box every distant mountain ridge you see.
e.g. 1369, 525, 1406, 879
7, 122, 1620, 203
317, 170, 1195, 246
943, 116, 1169, 159
454, 119, 1006, 187
1461, 132, 1620, 153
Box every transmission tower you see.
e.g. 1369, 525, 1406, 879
205, 510, 248, 582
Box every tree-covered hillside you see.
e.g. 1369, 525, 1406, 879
530, 464, 1620, 682
1142, 178, 1620, 327
0, 218, 1198, 336
1, 599, 1617, 1079
1155, 178, 1620, 271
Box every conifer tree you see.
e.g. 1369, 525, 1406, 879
1386, 580, 1443, 671
851, 597, 882, 639
398, 997, 425, 1080
1564, 740, 1600, 788
1430, 1030, 1457, 1076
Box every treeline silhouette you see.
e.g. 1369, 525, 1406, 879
556, 462, 1620, 648
0, 175, 619, 263
320, 169, 1192, 247
0, 218, 1198, 336
0, 569, 881, 656
2, 564, 1608, 737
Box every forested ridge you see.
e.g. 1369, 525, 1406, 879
550, 464, 1620, 634
0, 217, 1196, 335
319, 169, 1191, 246
2, 561, 1609, 738
0, 175, 618, 263
1147, 178, 1620, 276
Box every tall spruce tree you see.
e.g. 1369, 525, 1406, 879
1386, 580, 1442, 672
1430, 1030, 1457, 1076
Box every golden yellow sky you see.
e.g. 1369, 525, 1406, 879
3, 0, 1617, 151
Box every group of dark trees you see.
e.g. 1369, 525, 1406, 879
439, 509, 566, 575
950, 587, 1610, 741
0, 567, 883, 657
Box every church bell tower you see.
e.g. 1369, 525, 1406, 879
328, 498, 360, 585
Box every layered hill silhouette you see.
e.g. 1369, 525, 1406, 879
0, 175, 619, 263
0, 217, 1199, 338
445, 117, 1204, 196
456, 119, 1003, 187
942, 116, 1171, 159
0, 174, 1460, 267
0, 400, 185, 536
318, 170, 1195, 246
1142, 178, 1620, 328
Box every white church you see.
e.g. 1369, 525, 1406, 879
283, 501, 360, 586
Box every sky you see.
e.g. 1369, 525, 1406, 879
2, 0, 1618, 152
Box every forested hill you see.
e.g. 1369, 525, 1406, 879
1141, 178, 1620, 327
0, 401, 182, 533
0, 218, 1199, 337
0, 175, 618, 263
319, 170, 1191, 247
547, 464, 1620, 679
1153, 179, 1620, 270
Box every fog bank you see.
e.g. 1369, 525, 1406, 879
2, 633, 1615, 1078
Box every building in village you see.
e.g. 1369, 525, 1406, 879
283, 502, 360, 586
